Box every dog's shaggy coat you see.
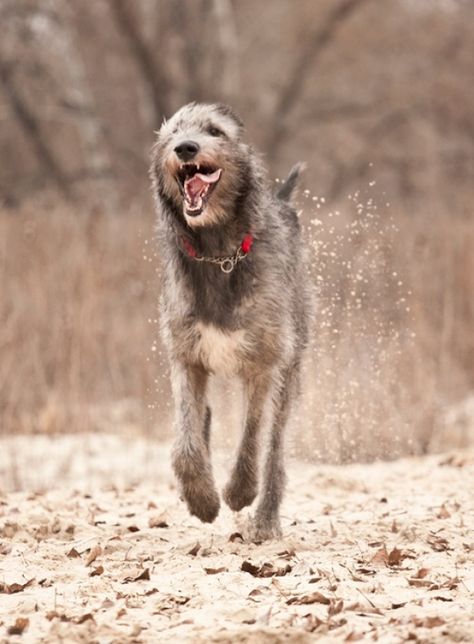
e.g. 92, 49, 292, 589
150, 103, 311, 540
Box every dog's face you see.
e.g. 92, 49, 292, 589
152, 103, 247, 228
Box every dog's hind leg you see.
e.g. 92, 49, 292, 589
223, 373, 271, 512
251, 362, 298, 541
171, 363, 220, 523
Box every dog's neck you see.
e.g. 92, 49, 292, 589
181, 218, 250, 257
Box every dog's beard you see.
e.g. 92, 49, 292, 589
176, 163, 222, 218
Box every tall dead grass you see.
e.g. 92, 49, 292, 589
0, 198, 473, 461
0, 203, 160, 436
294, 193, 474, 461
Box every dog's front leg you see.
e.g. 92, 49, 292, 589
251, 363, 297, 541
223, 372, 272, 512
171, 362, 220, 523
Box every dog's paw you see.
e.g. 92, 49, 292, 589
172, 447, 220, 523
177, 467, 220, 523
185, 484, 220, 523
249, 516, 282, 543
223, 475, 257, 512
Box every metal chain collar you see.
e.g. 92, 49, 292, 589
192, 246, 248, 273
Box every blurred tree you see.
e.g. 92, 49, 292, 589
0, 0, 472, 214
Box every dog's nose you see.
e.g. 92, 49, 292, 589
174, 140, 200, 161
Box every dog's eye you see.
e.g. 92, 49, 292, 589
208, 126, 223, 137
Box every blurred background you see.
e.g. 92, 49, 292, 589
1, 0, 473, 477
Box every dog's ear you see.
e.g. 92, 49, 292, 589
214, 103, 244, 130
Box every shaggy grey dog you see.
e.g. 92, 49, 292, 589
150, 103, 311, 541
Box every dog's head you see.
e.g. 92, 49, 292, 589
151, 103, 249, 228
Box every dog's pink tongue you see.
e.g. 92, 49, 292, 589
185, 169, 222, 205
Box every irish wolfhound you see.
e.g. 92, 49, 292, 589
150, 103, 311, 541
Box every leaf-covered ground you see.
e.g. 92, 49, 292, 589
0, 435, 473, 643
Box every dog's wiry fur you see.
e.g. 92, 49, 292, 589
150, 103, 311, 541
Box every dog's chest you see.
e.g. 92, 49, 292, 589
192, 322, 249, 374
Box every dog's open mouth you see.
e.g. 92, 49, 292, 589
177, 163, 222, 217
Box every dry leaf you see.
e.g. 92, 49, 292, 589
7, 617, 29, 635
437, 504, 451, 519
200, 547, 213, 557
46, 612, 94, 625
187, 542, 201, 556
127, 525, 140, 532
415, 567, 430, 579
287, 591, 331, 605
0, 578, 34, 594
427, 534, 450, 552
346, 601, 382, 615
229, 532, 244, 543
85, 544, 102, 566
153, 595, 190, 613
67, 547, 81, 558
204, 566, 227, 575
370, 545, 405, 567
75, 613, 95, 625
248, 587, 269, 601
148, 515, 169, 528
408, 578, 434, 588
241, 561, 261, 576
345, 632, 364, 642
412, 616, 446, 628
440, 577, 459, 590
276, 548, 296, 559
356, 567, 376, 576
89, 565, 104, 577
101, 598, 114, 609
303, 613, 324, 633
0, 542, 12, 555
241, 560, 292, 578
371, 544, 388, 565
328, 598, 344, 616
388, 547, 405, 567
122, 568, 150, 582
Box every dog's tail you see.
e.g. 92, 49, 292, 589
275, 162, 306, 203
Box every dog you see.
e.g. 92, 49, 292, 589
150, 102, 311, 541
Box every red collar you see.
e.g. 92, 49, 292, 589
180, 234, 254, 274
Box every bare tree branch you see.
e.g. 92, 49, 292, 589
267, 0, 369, 159
212, 0, 240, 101
168, 0, 206, 103
327, 110, 407, 200
0, 61, 71, 198
109, 0, 171, 125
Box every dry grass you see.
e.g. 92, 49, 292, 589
0, 203, 161, 436
295, 193, 474, 461
0, 197, 473, 461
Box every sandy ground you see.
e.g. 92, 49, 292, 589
0, 434, 473, 643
